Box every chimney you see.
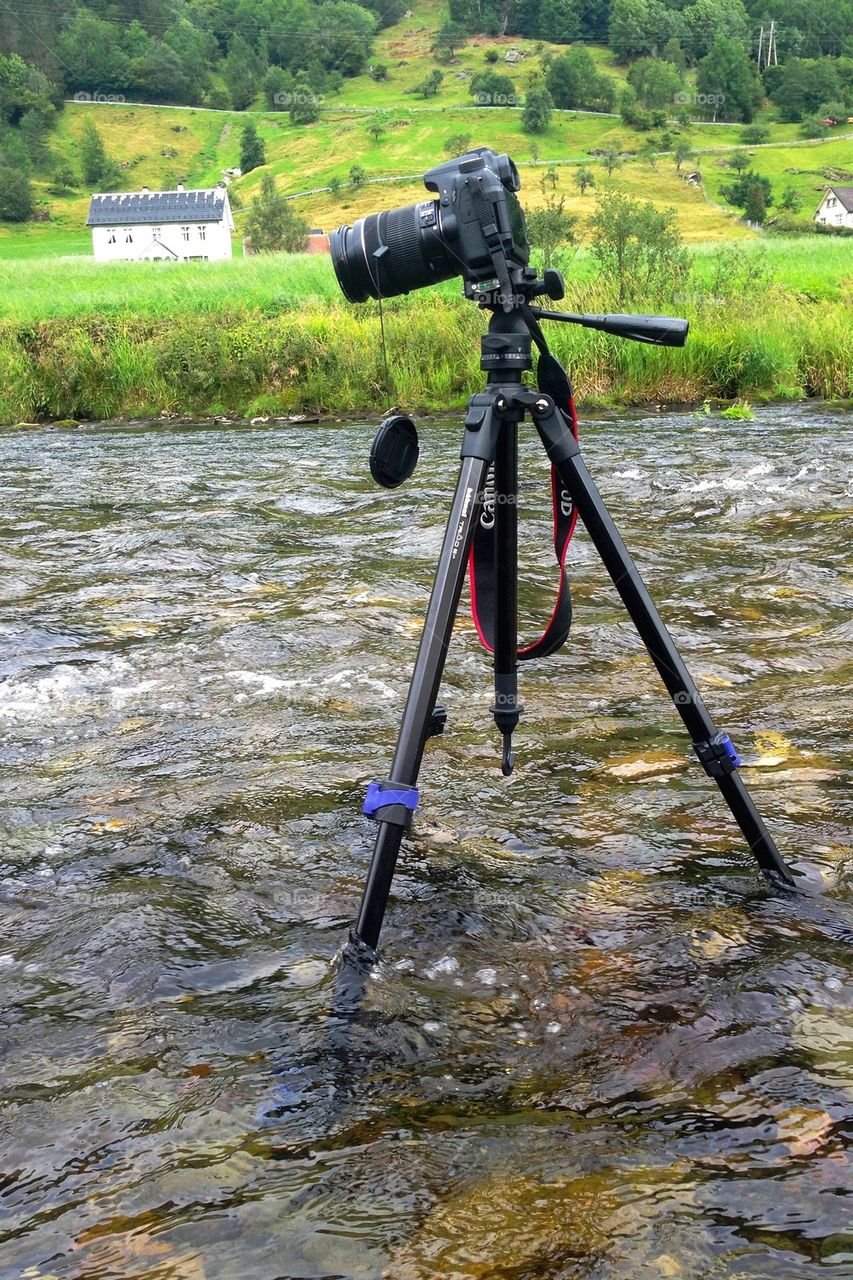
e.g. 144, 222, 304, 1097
176, 182, 185, 193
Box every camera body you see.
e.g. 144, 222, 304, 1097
330, 148, 530, 303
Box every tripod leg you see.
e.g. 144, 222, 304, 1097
532, 399, 795, 888
492, 417, 521, 775
350, 450, 495, 957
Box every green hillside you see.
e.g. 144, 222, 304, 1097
1, 0, 851, 259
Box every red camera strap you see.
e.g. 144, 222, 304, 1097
468, 354, 580, 661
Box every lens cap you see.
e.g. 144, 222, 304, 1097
369, 415, 419, 489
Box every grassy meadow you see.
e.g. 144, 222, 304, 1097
0, 239, 849, 425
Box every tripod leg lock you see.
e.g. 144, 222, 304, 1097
363, 779, 420, 829
692, 733, 742, 779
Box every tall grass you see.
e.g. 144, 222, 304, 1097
1, 289, 849, 425
0, 237, 849, 325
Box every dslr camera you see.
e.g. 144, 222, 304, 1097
329, 147, 529, 303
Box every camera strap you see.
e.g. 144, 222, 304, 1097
468, 326, 580, 662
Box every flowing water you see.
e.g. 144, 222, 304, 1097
0, 404, 851, 1280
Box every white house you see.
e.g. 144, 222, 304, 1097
812, 186, 853, 230
86, 184, 235, 262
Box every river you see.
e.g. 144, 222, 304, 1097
1, 404, 851, 1279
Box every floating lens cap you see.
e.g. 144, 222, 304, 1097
369, 415, 419, 489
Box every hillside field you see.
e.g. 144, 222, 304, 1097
0, 0, 851, 260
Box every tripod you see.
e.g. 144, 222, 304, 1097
344, 285, 796, 966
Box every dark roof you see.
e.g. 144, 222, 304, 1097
825, 186, 853, 212
87, 189, 229, 227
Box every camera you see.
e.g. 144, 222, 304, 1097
329, 148, 529, 303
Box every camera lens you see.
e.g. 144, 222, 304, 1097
330, 201, 456, 302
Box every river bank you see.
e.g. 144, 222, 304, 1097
1, 290, 850, 425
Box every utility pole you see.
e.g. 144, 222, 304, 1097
757, 21, 778, 70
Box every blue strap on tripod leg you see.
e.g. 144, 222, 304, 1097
363, 780, 420, 828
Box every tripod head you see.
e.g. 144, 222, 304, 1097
466, 266, 689, 349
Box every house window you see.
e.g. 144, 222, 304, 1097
181, 226, 191, 242
107, 228, 117, 244
198, 226, 206, 241
152, 226, 162, 238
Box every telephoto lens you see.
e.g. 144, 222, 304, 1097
329, 201, 456, 302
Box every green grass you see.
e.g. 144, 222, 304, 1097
0, 237, 847, 324
0, 244, 849, 425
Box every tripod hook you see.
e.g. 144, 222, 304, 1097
500, 733, 516, 777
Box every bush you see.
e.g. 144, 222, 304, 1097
800, 116, 828, 139
484, 48, 499, 63
740, 124, 769, 145
469, 70, 517, 107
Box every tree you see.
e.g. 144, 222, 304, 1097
289, 78, 321, 125
245, 173, 308, 253
411, 69, 443, 98
720, 169, 774, 212
365, 112, 389, 143
470, 71, 517, 106
133, 41, 187, 103
349, 164, 367, 187
0, 165, 33, 221
240, 121, 265, 174
740, 124, 769, 145
729, 150, 750, 173
56, 13, 132, 97
575, 164, 595, 193
601, 147, 622, 177
536, 0, 582, 43
79, 120, 120, 189
744, 182, 766, 224
608, 0, 674, 63
525, 166, 575, 268
263, 65, 291, 111
328, 174, 343, 198
682, 0, 749, 63
661, 37, 687, 72
546, 47, 615, 112
432, 22, 466, 61
589, 190, 690, 307
696, 36, 758, 123
224, 33, 261, 111
768, 57, 841, 123
628, 57, 682, 109
522, 74, 553, 134
779, 185, 802, 213
48, 161, 77, 195
674, 140, 695, 171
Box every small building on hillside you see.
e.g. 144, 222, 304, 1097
812, 186, 853, 230
86, 184, 235, 262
